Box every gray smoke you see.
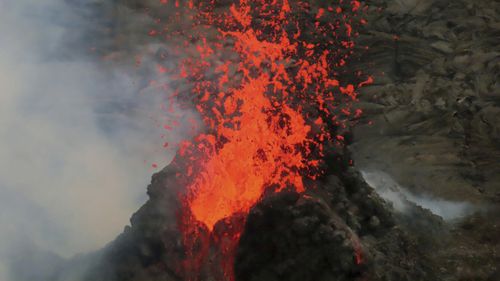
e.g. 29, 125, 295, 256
361, 170, 475, 221
0, 1, 194, 280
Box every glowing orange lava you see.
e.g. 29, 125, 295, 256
152, 0, 369, 279
179, 0, 367, 230
188, 75, 311, 229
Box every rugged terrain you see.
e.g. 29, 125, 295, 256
15, 0, 498, 280
352, 0, 500, 279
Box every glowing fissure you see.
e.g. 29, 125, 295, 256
151, 0, 369, 279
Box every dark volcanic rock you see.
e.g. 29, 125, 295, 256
80, 162, 435, 281
37, 1, 499, 281
353, 0, 500, 202
235, 191, 365, 281
82, 165, 185, 281
351, 0, 500, 279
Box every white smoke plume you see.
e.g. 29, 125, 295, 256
0, 0, 193, 280
361, 170, 475, 221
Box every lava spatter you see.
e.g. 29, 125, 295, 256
152, 0, 370, 279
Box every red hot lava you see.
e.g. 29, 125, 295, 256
151, 0, 370, 280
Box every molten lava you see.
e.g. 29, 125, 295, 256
152, 0, 369, 280
187, 74, 310, 230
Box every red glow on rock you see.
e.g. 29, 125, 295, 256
355, 250, 363, 265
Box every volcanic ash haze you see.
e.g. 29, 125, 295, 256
0, 0, 195, 280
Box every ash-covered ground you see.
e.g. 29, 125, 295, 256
4, 0, 499, 281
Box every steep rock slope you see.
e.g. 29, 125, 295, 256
352, 0, 500, 279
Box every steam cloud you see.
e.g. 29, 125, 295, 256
361, 170, 475, 220
0, 1, 191, 280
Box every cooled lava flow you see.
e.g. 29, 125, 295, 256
152, 0, 370, 280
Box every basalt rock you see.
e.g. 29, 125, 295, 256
234, 173, 434, 281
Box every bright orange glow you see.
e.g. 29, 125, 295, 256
181, 0, 369, 231
188, 75, 311, 229
153, 0, 369, 279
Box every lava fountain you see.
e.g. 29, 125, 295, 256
151, 0, 370, 280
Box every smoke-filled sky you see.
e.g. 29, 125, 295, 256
0, 1, 188, 279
